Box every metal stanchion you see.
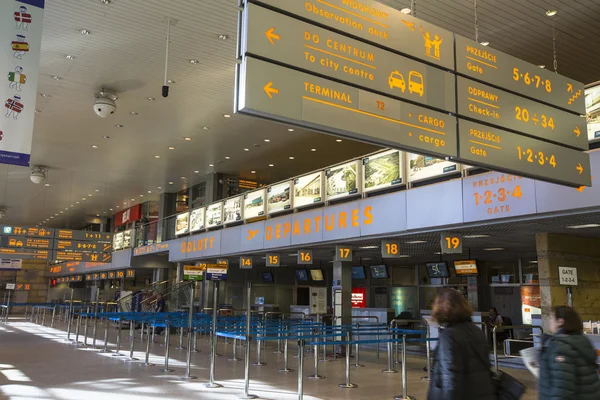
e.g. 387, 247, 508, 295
229, 322, 241, 362
74, 312, 83, 346
126, 319, 139, 361
100, 316, 112, 353
252, 320, 266, 366
275, 318, 283, 354
192, 329, 199, 353
307, 343, 324, 379
279, 325, 293, 372
3, 291, 11, 323
66, 289, 74, 341
42, 307, 46, 326
382, 341, 398, 373
50, 305, 57, 328
493, 327, 499, 372
353, 342, 364, 367
394, 335, 415, 400
83, 306, 90, 346
421, 337, 432, 381
180, 281, 198, 380
240, 281, 257, 399
205, 281, 222, 388
92, 288, 100, 349
159, 322, 174, 373
297, 339, 305, 400
176, 327, 185, 350
338, 332, 357, 388
112, 318, 125, 357
140, 323, 155, 367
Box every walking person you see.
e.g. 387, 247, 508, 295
538, 306, 600, 399
427, 289, 496, 400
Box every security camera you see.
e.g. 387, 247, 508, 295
30, 166, 46, 184
93, 90, 118, 118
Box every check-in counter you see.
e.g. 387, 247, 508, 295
585, 335, 600, 364
352, 307, 395, 326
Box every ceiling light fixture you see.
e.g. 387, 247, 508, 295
251, 170, 256, 174
52, 76, 62, 80
147, 97, 155, 101
130, 111, 138, 115
209, 164, 214, 167
289, 156, 295, 160
82, 197, 86, 201
40, 93, 50, 97
566, 223, 600, 229
158, 186, 162, 189
140, 194, 144, 197
184, 137, 192, 141
34, 109, 41, 113
268, 164, 274, 167
463, 234, 490, 238
95, 189, 99, 192
189, 59, 199, 64
131, 198, 135, 201
103, 135, 110, 139
223, 114, 231, 118
405, 240, 428, 244
88, 194, 93, 197
244, 148, 249, 151
539, 65, 546, 69
359, 245, 378, 249
336, 139, 342, 142
401, 8, 411, 14
311, 148, 316, 152
202, 126, 210, 130
484, 247, 505, 251
169, 181, 174, 185
167, 79, 175, 84
115, 124, 123, 128
91, 145, 98, 149
180, 176, 186, 179
545, 9, 558, 17
218, 34, 229, 40
154, 155, 160, 159
76, 201, 80, 204
288, 128, 295, 132
101, 0, 112, 4
225, 156, 230, 160
44, 183, 50, 187
194, 170, 199, 174
109, 208, 113, 211
80, 29, 91, 35
168, 146, 175, 150
65, 54, 76, 60
480, 41, 490, 46
147, 191, 151, 194
264, 139, 270, 142
529, 261, 538, 264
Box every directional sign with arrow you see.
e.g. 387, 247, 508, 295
264, 27, 279, 44
263, 81, 278, 99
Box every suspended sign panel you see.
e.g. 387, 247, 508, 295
0, 0, 45, 166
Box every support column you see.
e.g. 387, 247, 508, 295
536, 233, 600, 331
157, 192, 177, 243
332, 261, 352, 326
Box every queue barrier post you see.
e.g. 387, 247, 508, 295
50, 305, 57, 328
74, 312, 83, 346
252, 321, 266, 366
4, 291, 11, 323
66, 290, 74, 341
338, 332, 358, 388
192, 329, 199, 353
205, 281, 222, 388
42, 307, 46, 326
297, 339, 305, 400
353, 323, 364, 368
112, 318, 125, 357
382, 339, 398, 373
100, 316, 112, 353
92, 289, 100, 349
279, 325, 293, 372
83, 306, 90, 347
140, 323, 155, 367
394, 334, 415, 400
421, 328, 432, 381
159, 322, 174, 373
229, 321, 240, 362
241, 281, 258, 399
127, 318, 139, 362
307, 342, 324, 379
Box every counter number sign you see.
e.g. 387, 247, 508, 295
266, 253, 280, 267
381, 240, 403, 258
240, 256, 253, 269
440, 232, 463, 254
297, 249, 313, 265
335, 246, 352, 262
558, 266, 578, 286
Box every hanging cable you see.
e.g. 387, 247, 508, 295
474, 0, 479, 43
552, 22, 558, 73
162, 18, 171, 98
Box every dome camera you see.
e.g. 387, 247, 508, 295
93, 90, 118, 118
30, 166, 46, 184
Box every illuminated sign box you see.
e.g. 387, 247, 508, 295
243, 189, 266, 220
175, 212, 190, 236
293, 171, 324, 208
189, 207, 205, 232
362, 149, 404, 193
205, 203, 223, 228
454, 260, 479, 275
326, 160, 361, 201
223, 196, 243, 224
267, 181, 291, 215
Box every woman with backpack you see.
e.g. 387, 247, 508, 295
539, 306, 600, 399
427, 289, 496, 400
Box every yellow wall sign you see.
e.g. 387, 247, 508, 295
440, 232, 462, 254
381, 240, 403, 258
240, 256, 253, 270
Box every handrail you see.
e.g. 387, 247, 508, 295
140, 281, 191, 306
492, 324, 543, 371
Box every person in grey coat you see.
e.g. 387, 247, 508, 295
427, 289, 496, 400
539, 306, 600, 400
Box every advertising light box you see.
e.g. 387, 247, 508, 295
267, 181, 291, 215
326, 160, 361, 201
223, 196, 243, 224
122, 229, 132, 249
362, 149, 403, 193
205, 203, 223, 228
175, 212, 190, 236
189, 207, 205, 232
586, 84, 600, 143
243, 189, 266, 220
113, 232, 124, 250
293, 171, 324, 208
406, 153, 459, 183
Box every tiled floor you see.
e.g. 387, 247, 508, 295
0, 317, 539, 399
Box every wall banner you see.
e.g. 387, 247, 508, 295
0, 0, 44, 166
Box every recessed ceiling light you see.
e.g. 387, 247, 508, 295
268, 164, 274, 167
115, 124, 123, 128
52, 76, 62, 80
401, 7, 411, 14
189, 59, 199, 64
288, 128, 295, 132
116, 205, 120, 208
154, 155, 160, 159
147, 97, 155, 101
539, 65, 546, 69
336, 139, 342, 142
88, 194, 93, 197
264, 139, 270, 142
181, 176, 186, 179
50, 216, 54, 219
65, 208, 69, 211
480, 41, 490, 46
406, 240, 427, 244
203, 126, 210, 130
225, 156, 230, 160
289, 156, 295, 160
463, 234, 490, 238
194, 170, 199, 174
45, 183, 50, 187
168, 146, 175, 150
80, 29, 91, 35
167, 79, 175, 84
34, 109, 41, 113
40, 93, 50, 97
130, 111, 138, 115
484, 247, 505, 251
82, 198, 86, 201
140, 194, 144, 197
101, 0, 112, 4
529, 260, 538, 264
60, 211, 63, 214
224, 114, 231, 118
244, 148, 249, 151
184, 137, 192, 141
545, 9, 558, 17
103, 135, 110, 139
147, 191, 151, 194
251, 170, 256, 174
65, 54, 76, 60
76, 201, 80, 204
209, 164, 214, 167
91, 145, 98, 149
95, 189, 99, 192
397, 255, 411, 258
131, 198, 135, 201
566, 223, 600, 229
158, 186, 162, 189
218, 34, 229, 40
311, 148, 316, 152
109, 208, 113, 211
169, 182, 174, 185
359, 245, 378, 249
123, 202, 127, 204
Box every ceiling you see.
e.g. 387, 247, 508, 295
3, 0, 599, 229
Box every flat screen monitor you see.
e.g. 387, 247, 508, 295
309, 269, 324, 281
426, 262, 450, 278
351, 266, 366, 280
454, 260, 479, 275
295, 269, 309, 282
370, 265, 389, 279
261, 272, 274, 283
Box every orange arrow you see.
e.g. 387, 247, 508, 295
577, 163, 584, 175
574, 126, 581, 137
265, 28, 280, 44
264, 82, 279, 99
567, 83, 573, 93
577, 176, 593, 192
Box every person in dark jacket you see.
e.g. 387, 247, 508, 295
427, 289, 496, 400
538, 306, 600, 400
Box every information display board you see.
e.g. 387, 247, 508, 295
223, 196, 243, 224
53, 251, 112, 263
406, 153, 459, 183
362, 149, 403, 192
326, 160, 361, 201
56, 230, 112, 242
183, 265, 205, 281
293, 171, 324, 208
175, 212, 190, 236
54, 240, 111, 253
1, 225, 53, 238
1, 236, 52, 249
206, 202, 223, 228
243, 188, 266, 219
189, 207, 205, 232
0, 247, 49, 260
267, 181, 292, 214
